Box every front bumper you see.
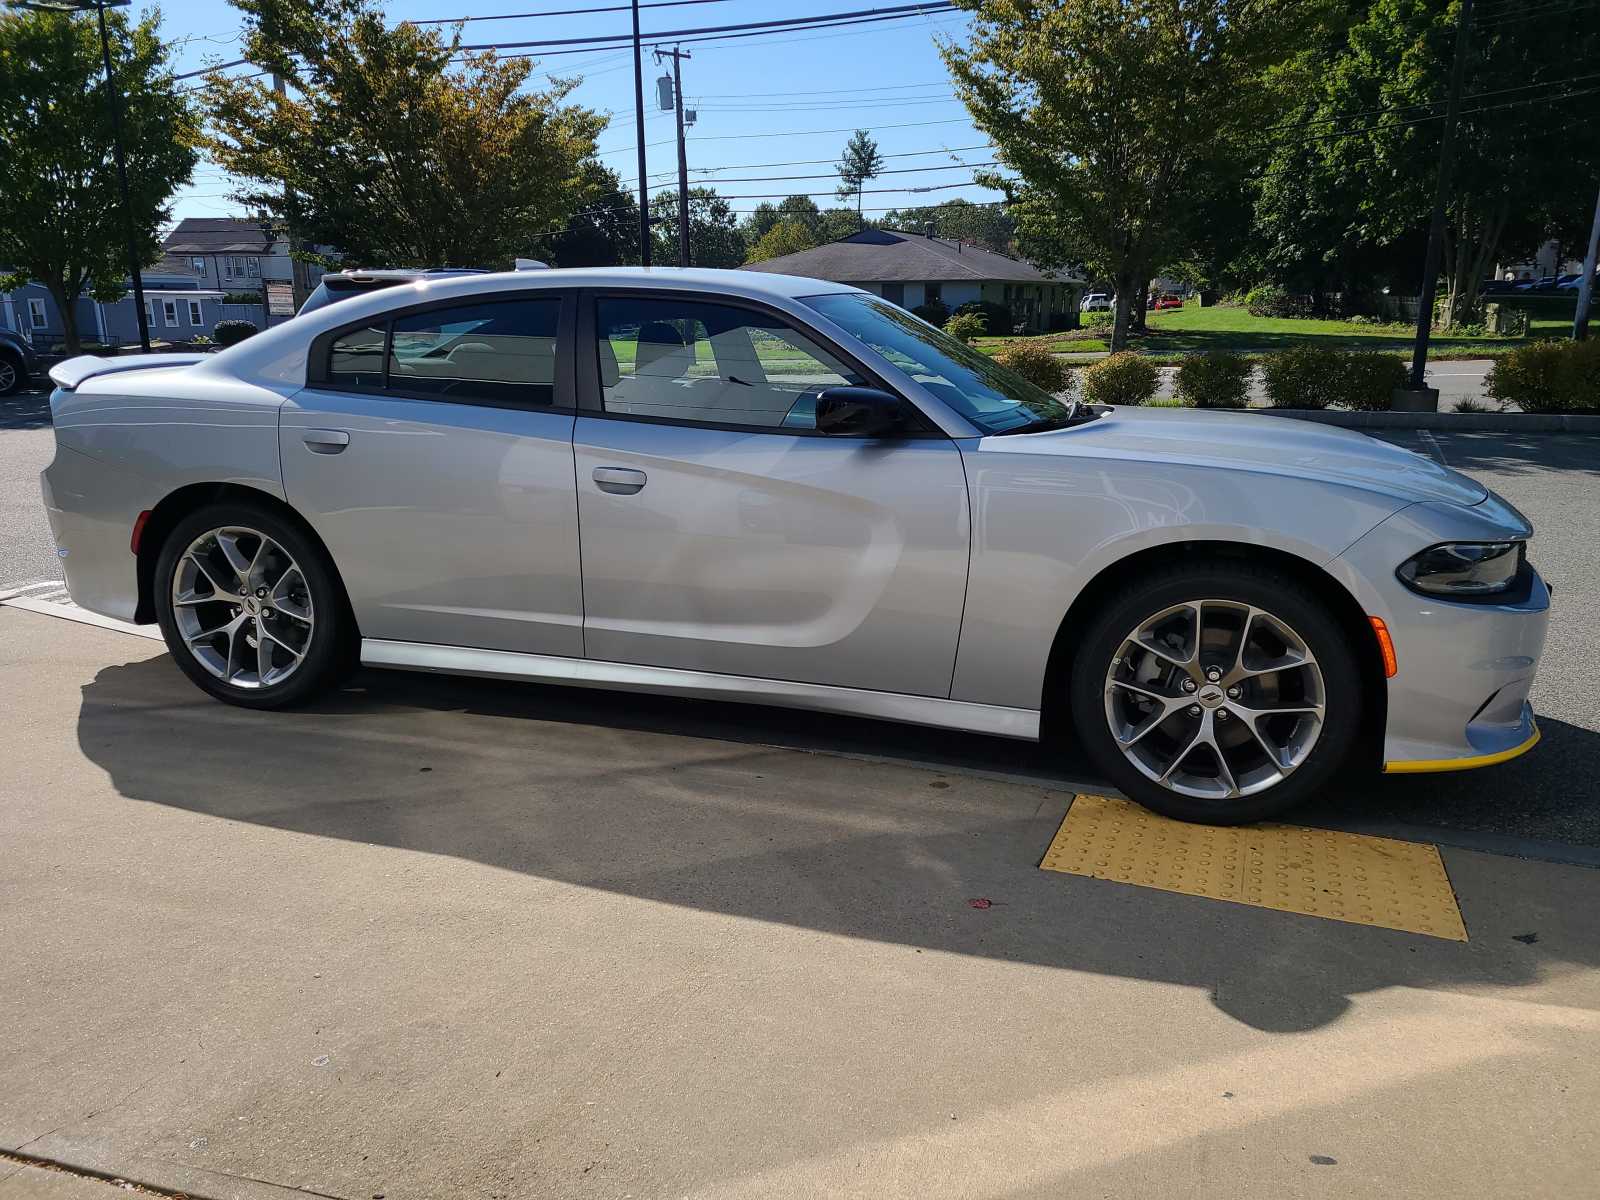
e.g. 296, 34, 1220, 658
1335, 499, 1551, 773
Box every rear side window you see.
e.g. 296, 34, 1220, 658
386, 299, 560, 406
327, 324, 387, 388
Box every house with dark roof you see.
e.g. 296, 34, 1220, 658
739, 227, 1085, 332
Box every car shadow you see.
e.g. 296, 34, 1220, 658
77, 656, 1600, 1034
0, 388, 52, 431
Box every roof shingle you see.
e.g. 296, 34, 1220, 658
739, 227, 1081, 285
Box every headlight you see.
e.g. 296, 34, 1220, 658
1396, 541, 1524, 597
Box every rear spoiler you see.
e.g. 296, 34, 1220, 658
48, 352, 209, 392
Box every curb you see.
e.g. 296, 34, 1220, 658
1244, 408, 1600, 433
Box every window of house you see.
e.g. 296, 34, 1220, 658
28, 298, 47, 329
594, 296, 863, 431
162, 299, 179, 326
385, 299, 561, 406
147, 300, 159, 329
880, 282, 905, 307
223, 257, 235, 279
246, 258, 260, 278
187, 299, 203, 325
191, 257, 205, 274
925, 283, 943, 304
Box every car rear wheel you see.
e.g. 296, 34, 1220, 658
1068, 563, 1362, 824
154, 503, 350, 708
0, 353, 22, 397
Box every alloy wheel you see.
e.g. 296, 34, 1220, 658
1103, 599, 1325, 801
170, 526, 315, 689
0, 359, 17, 393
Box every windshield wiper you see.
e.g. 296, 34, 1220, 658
991, 400, 1100, 436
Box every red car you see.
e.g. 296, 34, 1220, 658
1153, 293, 1184, 310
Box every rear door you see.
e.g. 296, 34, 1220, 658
281, 290, 584, 656
571, 289, 970, 697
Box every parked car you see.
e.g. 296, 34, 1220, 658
41, 268, 1549, 824
1153, 294, 1184, 311
1555, 272, 1596, 291
1080, 292, 1112, 312
0, 327, 41, 396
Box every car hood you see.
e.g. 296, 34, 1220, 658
984, 405, 1488, 507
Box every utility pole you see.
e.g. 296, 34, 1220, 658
1572, 183, 1600, 342
631, 0, 651, 267
1401, 0, 1474, 405
88, 0, 150, 351
655, 46, 692, 267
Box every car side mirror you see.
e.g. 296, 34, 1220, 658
814, 386, 903, 437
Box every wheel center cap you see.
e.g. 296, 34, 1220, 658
242, 596, 261, 616
1196, 683, 1225, 708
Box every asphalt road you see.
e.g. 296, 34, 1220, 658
4, 382, 1597, 848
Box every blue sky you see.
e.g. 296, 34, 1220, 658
158, 0, 1000, 230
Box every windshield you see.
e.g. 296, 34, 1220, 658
802, 292, 1071, 434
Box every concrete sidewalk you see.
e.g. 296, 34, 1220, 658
3, 607, 1598, 1199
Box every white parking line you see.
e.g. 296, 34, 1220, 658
0, 592, 164, 641
0, 580, 67, 601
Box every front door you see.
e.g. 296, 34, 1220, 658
281, 291, 584, 656
572, 291, 970, 698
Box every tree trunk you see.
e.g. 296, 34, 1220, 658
1109, 270, 1137, 352
47, 281, 81, 356
1130, 273, 1151, 333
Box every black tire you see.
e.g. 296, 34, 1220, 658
1068, 561, 1362, 825
154, 501, 351, 709
0, 351, 23, 397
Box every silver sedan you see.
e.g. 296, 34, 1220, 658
41, 268, 1548, 823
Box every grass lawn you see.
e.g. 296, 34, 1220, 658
974, 303, 1572, 361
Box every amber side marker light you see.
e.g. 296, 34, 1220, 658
130, 510, 151, 555
1369, 616, 1398, 678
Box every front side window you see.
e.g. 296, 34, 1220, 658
386, 298, 560, 406
594, 296, 863, 431
804, 291, 1072, 435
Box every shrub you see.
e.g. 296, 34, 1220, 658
994, 340, 1071, 394
1261, 346, 1343, 409
222, 291, 261, 305
1175, 352, 1251, 409
1245, 284, 1308, 319
1454, 398, 1492, 413
911, 299, 949, 325
1485, 338, 1600, 413
1081, 310, 1113, 330
1082, 351, 1159, 406
214, 319, 258, 347
943, 311, 987, 344
1339, 350, 1407, 412
954, 299, 1012, 337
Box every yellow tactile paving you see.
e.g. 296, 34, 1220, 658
1040, 794, 1468, 941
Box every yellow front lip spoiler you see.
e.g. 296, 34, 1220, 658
1383, 722, 1541, 774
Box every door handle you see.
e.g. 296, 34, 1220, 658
303, 429, 350, 454
592, 466, 647, 495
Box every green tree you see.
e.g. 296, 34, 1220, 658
649, 187, 744, 267
945, 0, 1309, 350
880, 198, 1014, 254
1255, 0, 1600, 326
835, 129, 884, 218
545, 162, 639, 267
204, 0, 605, 268
0, 5, 196, 353
740, 202, 782, 245
745, 220, 818, 263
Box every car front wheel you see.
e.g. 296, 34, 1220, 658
154, 503, 350, 708
1069, 563, 1362, 824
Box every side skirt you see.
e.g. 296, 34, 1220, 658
361, 638, 1042, 741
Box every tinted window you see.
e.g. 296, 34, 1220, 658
594, 297, 862, 430
386, 299, 561, 406
327, 323, 386, 387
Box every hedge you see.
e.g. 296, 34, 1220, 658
1082, 351, 1159, 406
994, 340, 1071, 393
214, 319, 258, 347
943, 311, 987, 344
1175, 351, 1251, 409
1486, 339, 1600, 413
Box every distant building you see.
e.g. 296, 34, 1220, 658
738, 227, 1085, 332
0, 217, 333, 351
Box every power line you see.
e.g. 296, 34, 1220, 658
614, 142, 995, 188
411, 0, 742, 23
595, 116, 977, 157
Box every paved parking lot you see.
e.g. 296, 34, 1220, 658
4, 387, 1600, 1197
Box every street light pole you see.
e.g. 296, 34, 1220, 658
1403, 0, 1474, 400
655, 46, 692, 268
91, 0, 150, 352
